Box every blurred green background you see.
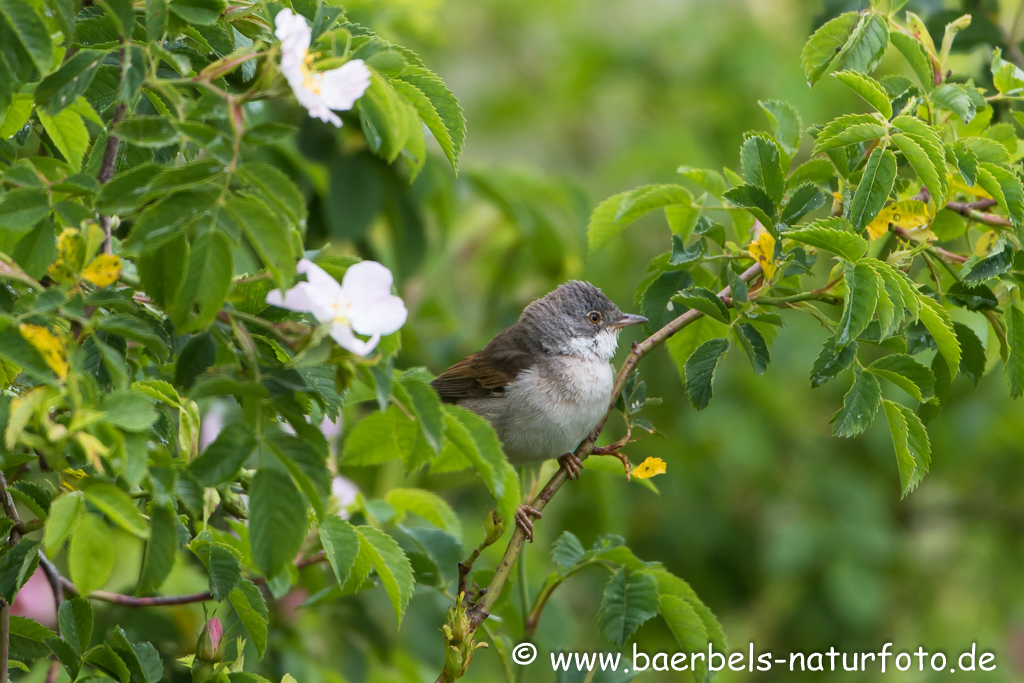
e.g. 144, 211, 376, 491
21, 1, 1024, 681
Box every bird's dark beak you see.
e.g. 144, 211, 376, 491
611, 313, 648, 329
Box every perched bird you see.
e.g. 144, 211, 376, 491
431, 281, 646, 539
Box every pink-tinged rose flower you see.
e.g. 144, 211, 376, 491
266, 259, 407, 356
12, 568, 56, 627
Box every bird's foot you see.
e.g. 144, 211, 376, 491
515, 505, 543, 542
591, 447, 631, 481
558, 452, 584, 480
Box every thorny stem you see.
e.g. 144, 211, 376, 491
440, 262, 764, 682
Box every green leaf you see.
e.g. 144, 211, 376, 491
138, 232, 188, 311
222, 194, 296, 290
126, 188, 221, 253
0, 0, 53, 72
918, 297, 961, 375
442, 406, 520, 524
228, 579, 268, 657
392, 56, 466, 171
96, 314, 169, 360
890, 31, 934, 92
1005, 302, 1024, 398
249, 467, 308, 578
236, 162, 306, 226
86, 644, 129, 683
0, 188, 50, 235
100, 389, 158, 432
189, 422, 255, 486
395, 372, 445, 452
932, 83, 978, 124
837, 261, 878, 345
953, 322, 986, 387
831, 366, 882, 438
758, 99, 802, 158
588, 184, 693, 252
69, 513, 115, 595
787, 158, 836, 188
37, 108, 89, 173
58, 597, 93, 656
779, 183, 826, 225
977, 162, 1024, 225
355, 526, 414, 626
34, 49, 108, 114
115, 116, 180, 148
44, 636, 80, 680
43, 490, 85, 556
867, 354, 935, 401
810, 338, 858, 388
341, 407, 405, 466
883, 399, 931, 497
168, 0, 226, 25
9, 616, 54, 661
735, 322, 771, 375
684, 338, 729, 411
597, 567, 660, 647
834, 12, 889, 75
786, 218, 867, 262
137, 502, 177, 595
551, 531, 586, 569
890, 129, 947, 203
385, 488, 461, 538
850, 147, 897, 230
801, 11, 860, 86
677, 166, 726, 197
814, 114, 886, 153
722, 183, 776, 231
833, 70, 892, 118
172, 230, 233, 332
207, 544, 242, 601
740, 134, 785, 204
672, 287, 730, 325
83, 483, 149, 539
319, 516, 360, 587
0, 539, 39, 603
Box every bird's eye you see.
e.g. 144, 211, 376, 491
588, 311, 602, 324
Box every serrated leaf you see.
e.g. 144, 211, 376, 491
810, 338, 858, 388
740, 135, 785, 204
356, 526, 414, 626
932, 83, 978, 124
189, 422, 254, 486
7, 616, 54, 661
221, 194, 296, 290
786, 218, 867, 262
1005, 303, 1024, 398
249, 467, 307, 578
37, 109, 89, 173
801, 11, 861, 86
69, 513, 115, 595
677, 166, 726, 197
588, 184, 694, 252
0, 0, 53, 72
953, 322, 986, 387
834, 70, 892, 118
883, 399, 931, 497
83, 483, 149, 538
813, 114, 886, 153
867, 354, 935, 401
35, 49, 108, 114
228, 579, 268, 657
723, 183, 776, 232
0, 539, 39, 603
918, 296, 960, 375
442, 406, 520, 524
684, 338, 729, 410
44, 490, 85, 556
385, 488, 461, 537
672, 287, 730, 325
832, 366, 882, 437
867, 199, 931, 240
172, 230, 233, 332
137, 502, 177, 595
759, 99, 802, 158
58, 598, 93, 656
837, 261, 878, 344
735, 322, 770, 375
850, 147, 897, 230
551, 531, 586, 569
597, 568, 660, 646
319, 516, 360, 587
780, 182, 826, 225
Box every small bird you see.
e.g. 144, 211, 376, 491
431, 281, 646, 540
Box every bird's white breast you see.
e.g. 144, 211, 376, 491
493, 355, 614, 464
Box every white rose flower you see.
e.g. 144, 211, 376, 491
274, 9, 371, 127
266, 259, 407, 356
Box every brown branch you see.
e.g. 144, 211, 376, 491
0, 472, 22, 547
99, 44, 129, 255
435, 262, 764, 683
0, 471, 21, 683
51, 550, 328, 607
943, 200, 1012, 229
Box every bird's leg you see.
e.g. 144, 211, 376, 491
558, 452, 584, 480
514, 505, 543, 542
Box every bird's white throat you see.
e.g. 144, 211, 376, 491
564, 327, 620, 362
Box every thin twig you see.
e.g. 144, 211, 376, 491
0, 472, 22, 547
944, 201, 1012, 229
0, 471, 21, 683
99, 44, 129, 254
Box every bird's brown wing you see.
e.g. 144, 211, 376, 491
430, 326, 536, 401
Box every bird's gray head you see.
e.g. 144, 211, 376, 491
518, 281, 647, 360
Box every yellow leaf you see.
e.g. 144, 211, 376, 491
82, 254, 122, 287
55, 228, 86, 271
948, 174, 992, 199
18, 323, 68, 379
866, 200, 933, 241
748, 230, 777, 279
632, 456, 667, 480
975, 230, 999, 256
